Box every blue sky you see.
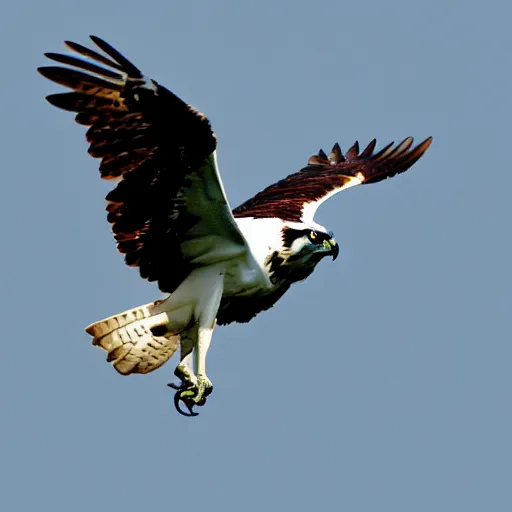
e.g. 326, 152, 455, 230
1, 1, 511, 511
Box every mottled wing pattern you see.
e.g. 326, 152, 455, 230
39, 36, 248, 293
233, 137, 432, 223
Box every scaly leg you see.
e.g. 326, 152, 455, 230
175, 324, 198, 385
172, 270, 223, 416
185, 320, 217, 404
168, 324, 198, 415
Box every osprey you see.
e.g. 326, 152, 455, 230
39, 36, 432, 416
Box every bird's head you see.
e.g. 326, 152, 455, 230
281, 224, 339, 266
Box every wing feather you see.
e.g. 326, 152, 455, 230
44, 52, 125, 80
40, 36, 251, 293
64, 39, 126, 71
233, 137, 432, 223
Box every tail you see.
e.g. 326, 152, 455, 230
85, 301, 180, 375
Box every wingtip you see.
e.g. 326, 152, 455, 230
409, 136, 433, 157
89, 34, 102, 44
86, 35, 142, 77
345, 140, 360, 159
328, 142, 345, 163
64, 40, 82, 52
359, 139, 377, 158
89, 35, 109, 51
37, 66, 52, 79
414, 136, 433, 157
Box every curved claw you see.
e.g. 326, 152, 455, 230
167, 383, 200, 417
174, 391, 199, 417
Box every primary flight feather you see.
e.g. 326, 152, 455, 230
39, 36, 432, 416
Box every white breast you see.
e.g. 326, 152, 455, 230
219, 217, 285, 297
234, 217, 285, 265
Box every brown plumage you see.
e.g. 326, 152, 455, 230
232, 137, 432, 222
38, 36, 217, 293
39, 35, 432, 297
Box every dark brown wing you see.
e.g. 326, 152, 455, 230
217, 258, 318, 324
232, 137, 432, 223
217, 283, 292, 325
39, 36, 250, 293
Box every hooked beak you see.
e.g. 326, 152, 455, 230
323, 238, 339, 261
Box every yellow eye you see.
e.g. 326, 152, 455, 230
310, 231, 317, 240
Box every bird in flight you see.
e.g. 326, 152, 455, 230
39, 36, 432, 416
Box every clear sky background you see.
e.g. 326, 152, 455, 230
1, 1, 511, 511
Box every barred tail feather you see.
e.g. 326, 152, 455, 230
85, 301, 180, 375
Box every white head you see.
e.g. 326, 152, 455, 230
280, 222, 339, 266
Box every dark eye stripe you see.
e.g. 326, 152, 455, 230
308, 230, 331, 245
282, 226, 333, 247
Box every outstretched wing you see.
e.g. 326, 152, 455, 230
233, 137, 432, 223
39, 36, 252, 293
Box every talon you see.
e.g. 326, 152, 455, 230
167, 382, 201, 416
173, 390, 199, 417
167, 374, 213, 416
167, 379, 194, 391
